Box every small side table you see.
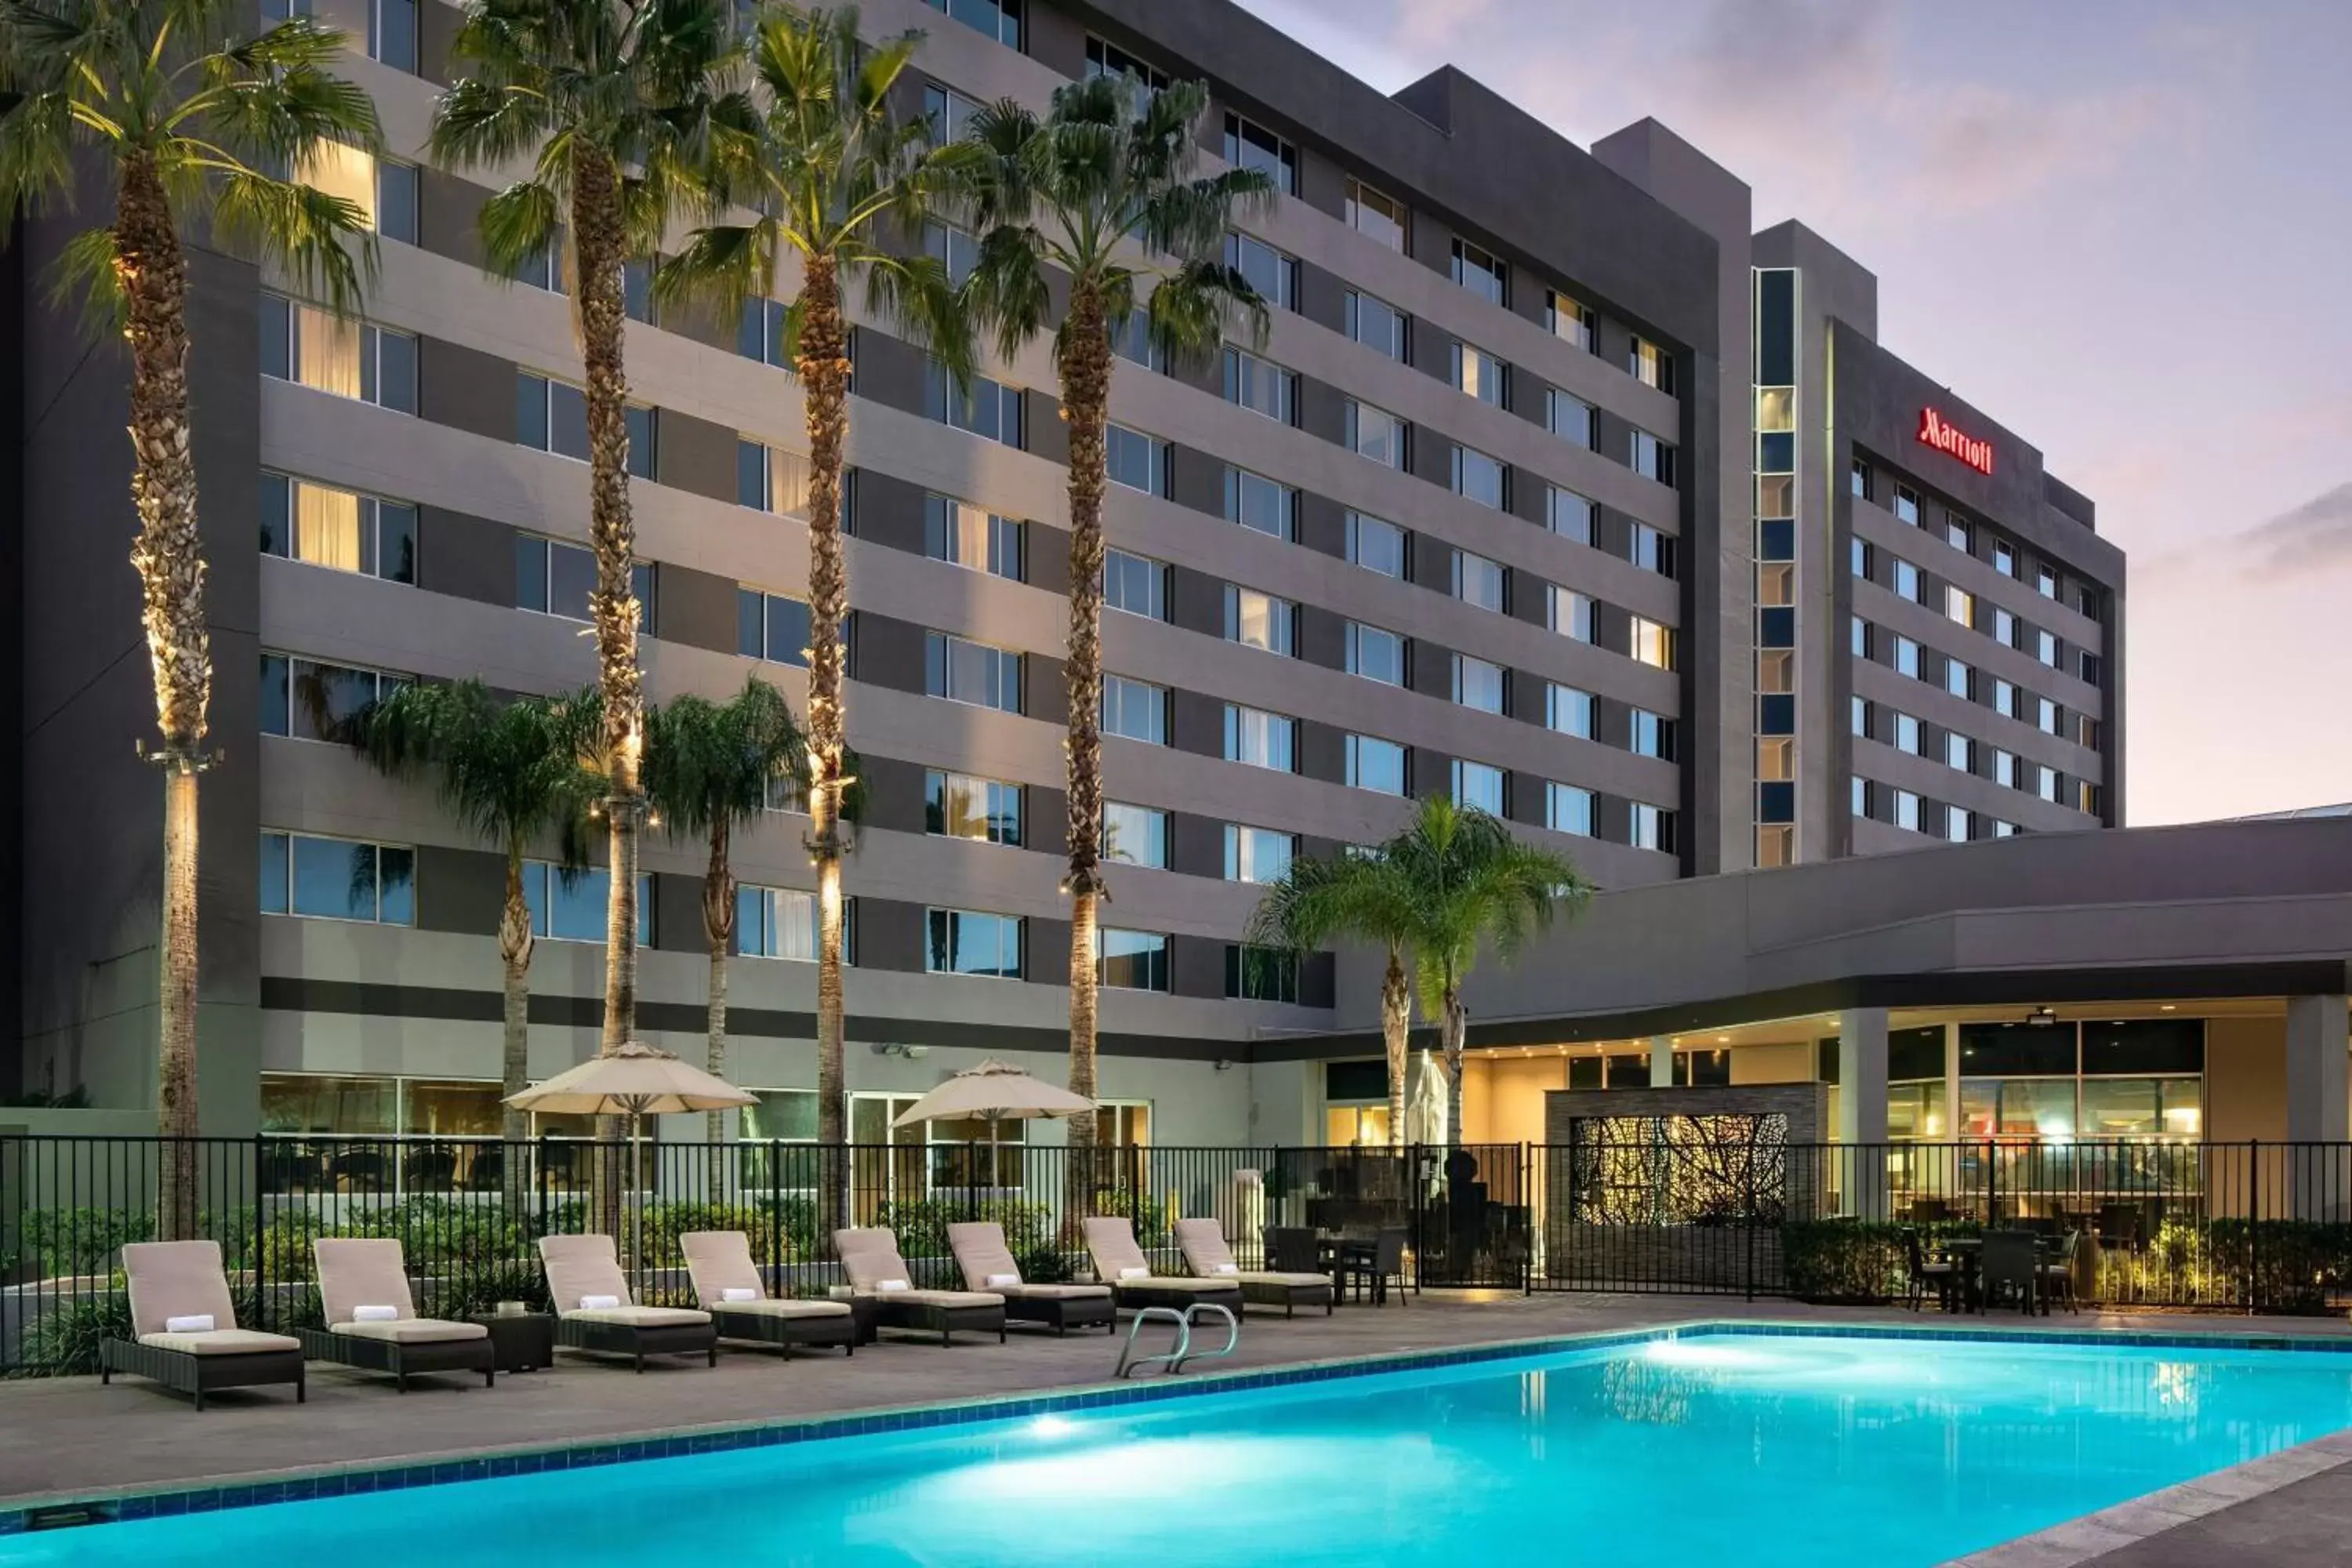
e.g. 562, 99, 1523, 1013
826, 1289, 883, 1346
468, 1312, 557, 1373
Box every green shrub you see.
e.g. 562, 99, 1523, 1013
1017, 1244, 1075, 1283
18, 1290, 132, 1376
1087, 1187, 1170, 1247
636, 1200, 797, 1270
869, 1197, 1052, 1262
1780, 1220, 1907, 1302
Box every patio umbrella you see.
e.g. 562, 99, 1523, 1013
891, 1059, 1096, 1211
506, 1042, 757, 1289
1406, 1050, 1448, 1148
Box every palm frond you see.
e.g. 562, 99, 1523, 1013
45, 222, 125, 336
476, 177, 563, 280
212, 169, 376, 316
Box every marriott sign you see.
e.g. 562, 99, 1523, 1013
1918, 408, 1994, 475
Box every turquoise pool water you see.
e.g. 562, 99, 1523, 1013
11, 1329, 2352, 1566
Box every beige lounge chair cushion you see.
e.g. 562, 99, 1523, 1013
1173, 1217, 1240, 1276
877, 1288, 1002, 1310
137, 1328, 302, 1356
332, 1318, 489, 1344
946, 1221, 1027, 1292
834, 1227, 921, 1294
1118, 1275, 1242, 1293
122, 1240, 241, 1338
564, 1305, 711, 1327
1080, 1216, 1152, 1284
314, 1237, 423, 1327
712, 1298, 851, 1321
679, 1230, 779, 1311
539, 1233, 636, 1313
1239, 1272, 1333, 1290
1001, 1283, 1112, 1301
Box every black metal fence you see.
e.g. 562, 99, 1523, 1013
9, 1134, 2352, 1372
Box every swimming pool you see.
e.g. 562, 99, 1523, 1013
9, 1326, 2352, 1566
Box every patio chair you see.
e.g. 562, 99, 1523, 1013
833, 1229, 1007, 1346
945, 1223, 1116, 1335
1174, 1217, 1333, 1317
100, 1240, 306, 1411
1264, 1226, 1321, 1276
2038, 1229, 2082, 1314
299, 1238, 494, 1391
1366, 1226, 1411, 1304
1900, 1228, 1957, 1312
1980, 1230, 2041, 1316
535, 1233, 717, 1371
1080, 1216, 1244, 1316
677, 1231, 856, 1357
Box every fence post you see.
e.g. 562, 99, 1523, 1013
1984, 1139, 1998, 1229
1520, 1141, 1532, 1297
250, 1133, 267, 1330
2249, 1138, 2260, 1315
1744, 1145, 1756, 1304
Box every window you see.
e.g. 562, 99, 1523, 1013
2078, 713, 2103, 751
2036, 563, 2059, 600
369, 0, 417, 71
926, 909, 1024, 978
2037, 696, 2060, 735
1852, 696, 1871, 737
735, 885, 818, 961
1226, 945, 1299, 1004
1551, 586, 1594, 643
737, 296, 789, 367
1345, 735, 1406, 795
2080, 652, 2104, 687
1224, 824, 1297, 884
1852, 616, 1872, 658
1451, 759, 1504, 814
1994, 679, 2019, 720
1452, 445, 1507, 510
1631, 616, 1675, 670
2036, 628, 2060, 669
1945, 732, 1973, 771
1099, 929, 1171, 992
737, 588, 808, 666
296, 142, 417, 244
260, 295, 415, 412
1893, 789, 1922, 831
1629, 524, 1676, 579
260, 831, 414, 924
767, 771, 808, 815
1892, 485, 1920, 526
1439, 655, 1500, 716
1225, 232, 1296, 311
1452, 341, 1506, 405
924, 359, 1022, 448
1345, 622, 1406, 686
1222, 347, 1295, 424
1546, 289, 1595, 352
922, 220, 980, 287
1850, 537, 1872, 579
260, 654, 401, 742
1546, 388, 1595, 448
2077, 583, 2102, 619
1222, 113, 1296, 194
1102, 674, 1167, 743
1850, 460, 1872, 500
1225, 585, 1297, 655
1225, 467, 1296, 539
1894, 713, 1922, 755
516, 372, 655, 477
1452, 549, 1504, 612
736, 440, 811, 517
1992, 607, 2017, 647
924, 495, 1022, 580
1102, 802, 1169, 868
925, 632, 1021, 713
259, 472, 415, 583
1548, 487, 1595, 546
517, 535, 653, 630
926, 770, 1022, 847
1345, 290, 1407, 360
1628, 336, 1673, 393
1345, 178, 1406, 250
1450, 239, 1505, 306
1546, 682, 1595, 739
1993, 540, 2016, 577
1993, 819, 2019, 839
1945, 513, 1972, 552
1628, 802, 1675, 852
1945, 659, 1974, 699
1085, 34, 1165, 90
1105, 423, 1167, 495
1945, 585, 1974, 625
1945, 808, 1973, 844
2036, 765, 2060, 803
1547, 783, 1594, 837
1630, 429, 1677, 488
1224, 704, 1297, 771
1892, 558, 1920, 602
923, 83, 984, 146
1851, 775, 1869, 818
1345, 400, 1406, 467
1112, 309, 1169, 372
1345, 512, 1406, 577
925, 0, 1019, 49
1102, 549, 1167, 620
1630, 709, 1675, 761
1891, 634, 1920, 678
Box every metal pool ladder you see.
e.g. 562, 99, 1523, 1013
1114, 1303, 1240, 1377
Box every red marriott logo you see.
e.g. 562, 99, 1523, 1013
1918, 408, 1994, 475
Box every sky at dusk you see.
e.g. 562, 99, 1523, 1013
1236, 0, 2352, 825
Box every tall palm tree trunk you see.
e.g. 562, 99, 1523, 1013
498, 847, 533, 1207
118, 151, 210, 1240
1381, 949, 1410, 1153
1059, 285, 1112, 1232
1441, 986, 1468, 1152
799, 254, 853, 1237
574, 147, 641, 1239
702, 818, 734, 1145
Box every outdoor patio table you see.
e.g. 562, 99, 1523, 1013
467, 1311, 557, 1373
1316, 1237, 1378, 1303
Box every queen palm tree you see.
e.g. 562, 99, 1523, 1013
957, 73, 1272, 1188
343, 681, 600, 1147
1246, 851, 1418, 1152
644, 677, 806, 1141
429, 0, 731, 1076
0, 0, 379, 1234
655, 3, 970, 1226
1384, 797, 1592, 1148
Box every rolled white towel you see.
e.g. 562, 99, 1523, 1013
352, 1304, 399, 1323
876, 1279, 910, 1293
163, 1313, 216, 1334
720, 1287, 758, 1303
579, 1294, 622, 1311
1211, 1262, 1240, 1276
1118, 1266, 1149, 1280
984, 1272, 1020, 1288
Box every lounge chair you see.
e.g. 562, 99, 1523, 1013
100, 1240, 305, 1410
946, 1222, 1116, 1335
1080, 1217, 1244, 1316
679, 1230, 857, 1357
1174, 1218, 1333, 1317
833, 1228, 1007, 1346
299, 1237, 495, 1391
536, 1233, 717, 1371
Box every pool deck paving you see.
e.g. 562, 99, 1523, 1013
7, 1292, 2352, 1563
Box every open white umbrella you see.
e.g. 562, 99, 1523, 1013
891, 1059, 1096, 1206
506, 1042, 757, 1288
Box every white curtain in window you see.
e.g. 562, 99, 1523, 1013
294, 481, 362, 571
768, 447, 810, 516
295, 303, 361, 397
296, 141, 376, 230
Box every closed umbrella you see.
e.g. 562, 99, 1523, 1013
1406, 1050, 1448, 1148
891, 1059, 1096, 1211
506, 1041, 757, 1289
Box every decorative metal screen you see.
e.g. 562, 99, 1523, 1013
1566, 1113, 1789, 1225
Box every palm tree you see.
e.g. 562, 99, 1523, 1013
1383, 797, 1592, 1148
343, 681, 600, 1148
958, 73, 1272, 1188
644, 677, 806, 1141
1246, 851, 1418, 1152
429, 0, 731, 1073
655, 3, 970, 1222
0, 0, 379, 1234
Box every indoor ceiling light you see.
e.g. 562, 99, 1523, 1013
2026, 1006, 2060, 1028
